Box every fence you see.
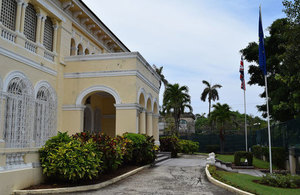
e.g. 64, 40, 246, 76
180, 118, 300, 153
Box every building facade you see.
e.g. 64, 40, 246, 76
0, 0, 160, 193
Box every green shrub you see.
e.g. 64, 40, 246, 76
159, 136, 180, 157
73, 132, 123, 172
260, 174, 300, 188
234, 151, 253, 166
262, 147, 286, 169
116, 135, 134, 164
252, 145, 263, 159
179, 139, 199, 154
205, 145, 219, 153
40, 134, 102, 182
124, 133, 156, 165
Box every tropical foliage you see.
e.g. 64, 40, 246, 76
200, 80, 222, 116
209, 103, 234, 153
162, 83, 192, 134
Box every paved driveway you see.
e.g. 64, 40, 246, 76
66, 155, 232, 195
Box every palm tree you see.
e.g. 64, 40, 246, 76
209, 103, 234, 154
163, 83, 192, 134
200, 80, 222, 117
153, 65, 168, 89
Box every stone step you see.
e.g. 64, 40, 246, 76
155, 155, 170, 164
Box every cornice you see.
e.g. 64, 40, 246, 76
0, 46, 57, 76
114, 103, 140, 110
36, 0, 66, 22
62, 105, 86, 111
64, 52, 161, 82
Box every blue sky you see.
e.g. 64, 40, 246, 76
83, 0, 286, 118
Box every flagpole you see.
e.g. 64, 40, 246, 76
244, 88, 248, 152
264, 75, 272, 173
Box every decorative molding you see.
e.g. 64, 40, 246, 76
72, 0, 129, 52
3, 71, 34, 93
36, 0, 66, 22
62, 105, 86, 111
64, 52, 160, 82
64, 70, 159, 94
76, 85, 121, 105
114, 103, 140, 110
0, 46, 57, 76
34, 80, 57, 101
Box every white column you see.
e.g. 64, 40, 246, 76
52, 22, 58, 53
146, 112, 153, 136
36, 13, 42, 43
19, 2, 27, 34
153, 114, 159, 145
139, 109, 146, 134
15, 0, 24, 32
40, 16, 46, 45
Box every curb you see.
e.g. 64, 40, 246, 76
14, 165, 151, 195
205, 164, 254, 195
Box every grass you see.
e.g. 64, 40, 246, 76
209, 167, 300, 195
216, 154, 278, 169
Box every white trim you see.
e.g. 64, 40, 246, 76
3, 71, 34, 93
114, 103, 140, 110
64, 70, 160, 94
0, 46, 57, 76
62, 105, 86, 111
36, 0, 66, 22
76, 85, 121, 105
137, 88, 146, 108
64, 52, 161, 81
34, 80, 56, 101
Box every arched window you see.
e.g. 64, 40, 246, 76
84, 48, 89, 55
0, 0, 17, 31
70, 38, 76, 56
34, 85, 57, 147
77, 44, 83, 55
4, 76, 34, 148
43, 17, 54, 51
24, 3, 37, 42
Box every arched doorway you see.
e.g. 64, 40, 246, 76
82, 91, 116, 137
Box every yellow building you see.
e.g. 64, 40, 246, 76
0, 0, 160, 194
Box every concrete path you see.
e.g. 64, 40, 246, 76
64, 155, 233, 195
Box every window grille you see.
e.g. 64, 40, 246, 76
34, 86, 57, 147
0, 0, 17, 31
4, 77, 34, 148
43, 17, 53, 51
24, 3, 37, 42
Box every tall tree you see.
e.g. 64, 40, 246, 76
163, 83, 192, 134
153, 65, 168, 89
241, 18, 296, 121
200, 80, 222, 117
209, 103, 234, 154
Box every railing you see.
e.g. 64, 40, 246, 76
25, 41, 37, 53
44, 50, 55, 62
1, 28, 16, 43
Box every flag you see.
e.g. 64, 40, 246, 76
240, 56, 246, 90
259, 6, 267, 75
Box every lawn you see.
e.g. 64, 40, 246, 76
209, 167, 300, 195
216, 154, 278, 169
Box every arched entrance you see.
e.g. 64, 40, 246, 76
79, 88, 118, 137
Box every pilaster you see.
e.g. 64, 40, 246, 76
15, 0, 23, 33
36, 13, 42, 43
40, 16, 46, 45
52, 22, 58, 53
19, 2, 28, 34
152, 114, 159, 143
